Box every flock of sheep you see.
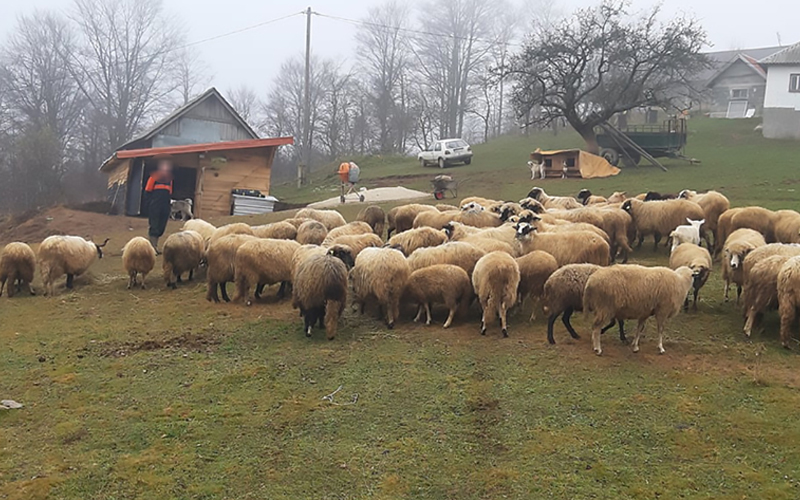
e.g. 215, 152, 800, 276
3, 185, 800, 355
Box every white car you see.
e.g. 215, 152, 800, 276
418, 138, 473, 168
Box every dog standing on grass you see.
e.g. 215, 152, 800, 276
529, 160, 545, 180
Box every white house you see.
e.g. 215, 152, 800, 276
762, 42, 800, 139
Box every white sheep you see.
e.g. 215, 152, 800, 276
472, 251, 520, 337
0, 242, 36, 297
122, 236, 157, 289
669, 218, 705, 253
38, 236, 109, 296
404, 264, 473, 328
352, 247, 410, 329
526, 187, 582, 210
669, 243, 712, 310
721, 228, 766, 303
162, 230, 205, 289
778, 256, 800, 349
234, 238, 301, 304
295, 207, 347, 230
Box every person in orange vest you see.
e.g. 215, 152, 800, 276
144, 158, 174, 252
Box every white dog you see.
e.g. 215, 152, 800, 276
170, 198, 194, 221
529, 160, 545, 180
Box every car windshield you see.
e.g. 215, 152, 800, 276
446, 140, 467, 148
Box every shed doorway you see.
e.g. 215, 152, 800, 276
138, 161, 197, 217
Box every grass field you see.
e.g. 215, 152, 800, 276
3, 118, 800, 499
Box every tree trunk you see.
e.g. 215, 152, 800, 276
576, 125, 600, 154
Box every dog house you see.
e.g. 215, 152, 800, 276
530, 148, 620, 179
99, 88, 293, 218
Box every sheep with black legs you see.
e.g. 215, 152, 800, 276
356, 205, 386, 236
404, 264, 473, 328
122, 236, 157, 290
407, 241, 486, 278
621, 198, 704, 251
472, 251, 520, 337
38, 236, 109, 296
162, 230, 205, 289
205, 234, 257, 302
233, 238, 301, 304
515, 250, 558, 320
352, 247, 410, 329
584, 265, 695, 355
0, 242, 36, 297
296, 220, 328, 245
541, 264, 625, 345
669, 243, 712, 311
526, 187, 582, 210
387, 226, 448, 256
677, 190, 730, 248
721, 228, 766, 303
292, 245, 354, 340
295, 208, 346, 230
182, 219, 216, 241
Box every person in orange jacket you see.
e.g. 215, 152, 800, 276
144, 158, 174, 252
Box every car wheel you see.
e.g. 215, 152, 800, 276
600, 148, 620, 166
419, 158, 426, 167
438, 158, 446, 169
464, 158, 472, 165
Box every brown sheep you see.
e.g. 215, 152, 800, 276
292, 246, 354, 340
407, 241, 486, 278
515, 250, 558, 320
296, 220, 328, 245
0, 242, 36, 297
205, 234, 257, 302
404, 265, 473, 328
122, 236, 157, 290
252, 221, 297, 240
715, 207, 777, 256
352, 247, 411, 329
472, 251, 520, 337
387, 204, 437, 236
387, 226, 448, 256
234, 239, 301, 304
515, 222, 610, 267
162, 231, 205, 289
326, 233, 383, 257
356, 205, 387, 236
621, 198, 705, 251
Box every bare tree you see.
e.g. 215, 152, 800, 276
70, 0, 187, 149
227, 85, 260, 123
175, 48, 210, 105
509, 1, 709, 153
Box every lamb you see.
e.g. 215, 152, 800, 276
774, 210, 800, 244
295, 208, 347, 230
0, 242, 36, 297
715, 207, 777, 256
326, 233, 383, 257
669, 243, 712, 310
669, 219, 705, 253
209, 223, 254, 244
387, 204, 437, 236
292, 245, 355, 340
742, 255, 796, 337
38, 236, 109, 296
352, 247, 410, 329
404, 265, 473, 328
356, 205, 387, 236
205, 234, 257, 302
182, 219, 216, 241
515, 250, 558, 320
323, 221, 374, 245
234, 238, 301, 304
387, 226, 448, 256
576, 189, 607, 206
515, 222, 610, 267
541, 264, 625, 344
621, 198, 705, 251
122, 236, 157, 290
162, 230, 205, 289
677, 190, 730, 248
526, 187, 582, 210
296, 220, 328, 245
471, 251, 520, 337
406, 241, 486, 278
251, 221, 297, 240
584, 265, 695, 355
721, 228, 767, 303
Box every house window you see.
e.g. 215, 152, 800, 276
790, 74, 800, 93
730, 88, 749, 100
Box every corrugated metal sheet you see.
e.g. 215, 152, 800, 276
231, 194, 278, 216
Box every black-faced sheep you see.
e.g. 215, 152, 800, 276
356, 205, 387, 236
296, 220, 328, 245
518, 198, 546, 214
669, 243, 712, 311
209, 223, 255, 244
576, 189, 607, 205
38, 235, 109, 296
352, 247, 410, 329
162, 230, 205, 289
541, 264, 624, 345
404, 264, 473, 328
472, 251, 520, 337
0, 242, 36, 297
406, 241, 486, 278
182, 219, 217, 241
251, 221, 297, 240
122, 236, 157, 290
621, 198, 704, 251
584, 265, 695, 355
387, 204, 437, 236
515, 222, 610, 267
677, 190, 730, 248
515, 250, 558, 320
292, 245, 355, 340
721, 228, 766, 303
295, 208, 347, 230
205, 234, 257, 302
234, 238, 301, 304
387, 226, 448, 256
526, 187, 582, 210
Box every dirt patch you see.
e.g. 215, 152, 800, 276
0, 206, 147, 245
98, 329, 224, 358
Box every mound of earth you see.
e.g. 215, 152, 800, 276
0, 206, 147, 245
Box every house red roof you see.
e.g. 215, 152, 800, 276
100, 137, 294, 172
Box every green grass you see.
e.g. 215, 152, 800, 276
4, 118, 800, 499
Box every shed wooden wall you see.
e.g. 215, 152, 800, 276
196, 147, 275, 217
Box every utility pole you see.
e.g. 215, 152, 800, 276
298, 6, 313, 189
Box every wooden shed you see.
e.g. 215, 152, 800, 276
99, 88, 293, 218
530, 149, 620, 179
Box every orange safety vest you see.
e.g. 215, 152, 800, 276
338, 162, 351, 183
145, 172, 173, 194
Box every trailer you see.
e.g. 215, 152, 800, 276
596, 117, 697, 170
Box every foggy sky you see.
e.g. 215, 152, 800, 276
2, 0, 797, 94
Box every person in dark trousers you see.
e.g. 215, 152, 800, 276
144, 158, 174, 253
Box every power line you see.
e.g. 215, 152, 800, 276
178, 11, 304, 52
